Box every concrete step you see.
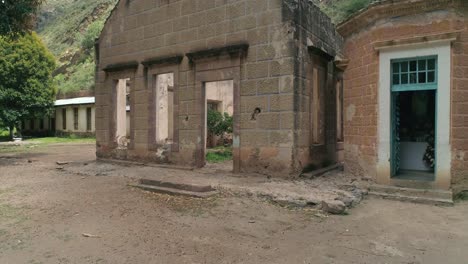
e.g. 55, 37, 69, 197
369, 184, 453, 206
131, 178, 218, 198
139, 179, 215, 193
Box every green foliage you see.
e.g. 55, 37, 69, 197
206, 147, 233, 163
0, 0, 44, 35
79, 20, 104, 52
37, 0, 116, 57
207, 109, 233, 137
54, 58, 95, 93
314, 0, 373, 24
36, 0, 117, 93
0, 32, 56, 131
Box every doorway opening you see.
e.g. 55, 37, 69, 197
155, 73, 174, 145
204, 80, 234, 172
114, 78, 131, 149
391, 57, 437, 181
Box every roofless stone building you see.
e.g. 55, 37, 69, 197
95, 0, 344, 177
95, 0, 468, 196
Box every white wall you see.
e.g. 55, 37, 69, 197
206, 80, 234, 115
155, 73, 174, 143
55, 105, 95, 133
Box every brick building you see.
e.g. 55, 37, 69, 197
95, 0, 344, 176
337, 0, 468, 193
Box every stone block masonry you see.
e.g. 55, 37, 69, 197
95, 0, 343, 177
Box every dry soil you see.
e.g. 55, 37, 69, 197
0, 143, 467, 264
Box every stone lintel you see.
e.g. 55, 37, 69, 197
141, 55, 184, 67
186, 43, 249, 62
308, 46, 334, 61
103, 61, 139, 72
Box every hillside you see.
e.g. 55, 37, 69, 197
36, 0, 370, 96
37, 0, 117, 96
313, 0, 372, 24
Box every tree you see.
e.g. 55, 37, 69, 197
0, 32, 56, 139
0, 0, 44, 36
207, 109, 233, 145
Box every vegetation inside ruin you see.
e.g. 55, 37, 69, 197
206, 146, 233, 163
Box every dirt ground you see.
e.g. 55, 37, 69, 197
0, 143, 468, 264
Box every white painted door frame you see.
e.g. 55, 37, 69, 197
376, 41, 452, 190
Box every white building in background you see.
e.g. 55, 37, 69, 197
22, 97, 96, 136
54, 97, 96, 136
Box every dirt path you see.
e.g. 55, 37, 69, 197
0, 143, 467, 264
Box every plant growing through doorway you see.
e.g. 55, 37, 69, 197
207, 109, 233, 145
206, 146, 233, 163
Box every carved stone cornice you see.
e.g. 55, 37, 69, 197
186, 43, 249, 62
103, 61, 139, 72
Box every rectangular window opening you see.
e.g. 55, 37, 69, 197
86, 107, 92, 131
73, 108, 79, 130
155, 73, 175, 144
392, 57, 438, 90
62, 108, 67, 130
115, 78, 131, 147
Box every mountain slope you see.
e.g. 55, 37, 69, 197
36, 0, 371, 95
37, 0, 117, 95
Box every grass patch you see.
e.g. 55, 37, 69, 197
25, 136, 95, 145
0, 136, 95, 153
0, 203, 27, 226
206, 146, 233, 163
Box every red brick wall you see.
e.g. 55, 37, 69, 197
342, 29, 379, 178
451, 20, 468, 192
342, 10, 468, 191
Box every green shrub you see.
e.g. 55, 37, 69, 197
79, 20, 104, 51
315, 0, 372, 24
207, 109, 233, 137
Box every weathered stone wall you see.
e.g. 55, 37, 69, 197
95, 0, 342, 176
338, 0, 468, 192
283, 0, 344, 172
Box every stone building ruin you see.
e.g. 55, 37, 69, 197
95, 0, 468, 195
95, 0, 344, 177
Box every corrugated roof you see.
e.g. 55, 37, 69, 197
55, 97, 95, 106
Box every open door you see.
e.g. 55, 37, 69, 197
391, 92, 401, 177
390, 57, 437, 181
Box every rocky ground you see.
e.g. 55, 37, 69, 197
0, 143, 467, 264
